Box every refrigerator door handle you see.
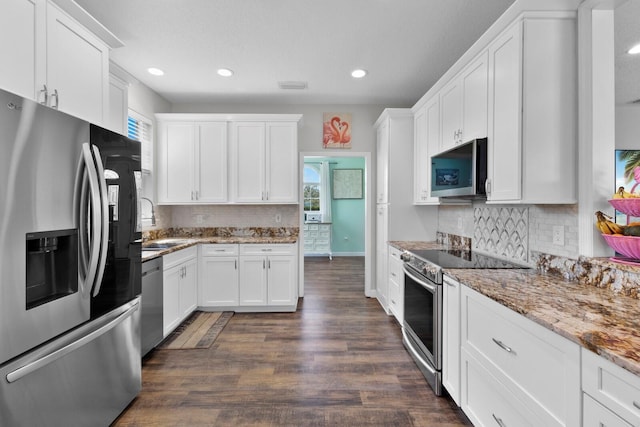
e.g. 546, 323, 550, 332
6, 299, 140, 384
90, 145, 109, 297
80, 143, 103, 295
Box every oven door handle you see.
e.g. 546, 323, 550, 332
403, 265, 437, 293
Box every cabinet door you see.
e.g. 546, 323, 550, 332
375, 205, 389, 311
440, 79, 462, 151
158, 123, 195, 203
414, 98, 441, 204
200, 256, 239, 306
163, 265, 182, 336
267, 255, 297, 305
461, 52, 488, 142
376, 121, 389, 203
266, 122, 297, 203
0, 0, 37, 99
197, 122, 228, 202
232, 122, 265, 202
487, 22, 522, 201
239, 256, 267, 305
45, 2, 108, 125
107, 74, 127, 135
583, 394, 632, 427
443, 275, 461, 406
179, 258, 198, 320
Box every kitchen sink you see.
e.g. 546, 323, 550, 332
142, 241, 188, 250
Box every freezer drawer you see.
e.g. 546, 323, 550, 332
0, 297, 141, 427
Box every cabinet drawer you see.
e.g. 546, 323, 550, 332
315, 238, 330, 246
200, 244, 239, 256
388, 259, 402, 283
240, 243, 297, 256
462, 286, 580, 425
302, 225, 309, 231
308, 224, 319, 231
318, 224, 331, 232
318, 231, 330, 239
163, 245, 198, 270
462, 349, 541, 427
582, 348, 640, 426
303, 241, 314, 251
388, 246, 402, 260
583, 393, 632, 427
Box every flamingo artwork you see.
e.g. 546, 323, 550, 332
322, 112, 352, 149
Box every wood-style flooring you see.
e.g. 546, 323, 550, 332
113, 257, 471, 426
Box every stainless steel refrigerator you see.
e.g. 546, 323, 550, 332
0, 87, 142, 426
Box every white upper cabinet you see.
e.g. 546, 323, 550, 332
0, 0, 119, 125
376, 120, 390, 204
413, 96, 440, 204
486, 17, 577, 204
0, 0, 37, 99
231, 119, 299, 204
157, 120, 228, 204
440, 52, 488, 152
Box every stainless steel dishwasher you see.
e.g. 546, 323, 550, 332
141, 257, 163, 357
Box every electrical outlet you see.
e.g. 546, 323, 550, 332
275, 214, 281, 223
552, 225, 565, 246
457, 217, 463, 230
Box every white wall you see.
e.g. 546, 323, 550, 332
616, 104, 640, 149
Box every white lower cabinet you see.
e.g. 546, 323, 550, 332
162, 246, 198, 336
582, 348, 640, 426
583, 394, 632, 427
199, 244, 239, 307
239, 244, 298, 309
442, 275, 461, 406
387, 245, 403, 323
460, 285, 581, 427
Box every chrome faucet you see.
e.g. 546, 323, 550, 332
141, 197, 156, 226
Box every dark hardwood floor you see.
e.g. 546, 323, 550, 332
113, 256, 471, 426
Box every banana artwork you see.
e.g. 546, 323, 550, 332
612, 186, 640, 199
595, 211, 625, 235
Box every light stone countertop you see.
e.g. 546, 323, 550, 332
142, 236, 298, 261
389, 240, 640, 377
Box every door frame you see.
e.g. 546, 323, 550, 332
298, 151, 372, 298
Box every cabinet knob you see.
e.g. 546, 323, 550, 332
39, 85, 48, 105
50, 89, 59, 109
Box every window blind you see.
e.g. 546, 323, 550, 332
127, 111, 153, 172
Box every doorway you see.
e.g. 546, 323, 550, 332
298, 152, 371, 298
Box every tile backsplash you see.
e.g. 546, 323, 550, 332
438, 203, 579, 263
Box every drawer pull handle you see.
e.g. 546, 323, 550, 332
492, 338, 516, 355
492, 414, 506, 427
633, 401, 640, 410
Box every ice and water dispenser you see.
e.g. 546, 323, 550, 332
25, 229, 78, 310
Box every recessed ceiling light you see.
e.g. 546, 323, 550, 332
628, 43, 640, 54
217, 68, 234, 77
147, 67, 164, 76
351, 69, 368, 79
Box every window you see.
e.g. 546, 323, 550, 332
303, 164, 321, 212
127, 111, 153, 173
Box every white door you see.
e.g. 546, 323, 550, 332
267, 256, 297, 305
487, 22, 522, 201
443, 275, 461, 406
239, 256, 267, 305
179, 258, 198, 319
0, 0, 36, 99
266, 122, 297, 202
376, 121, 389, 203
232, 122, 265, 202
159, 123, 195, 203
198, 122, 228, 202
163, 265, 182, 336
45, 3, 108, 124
200, 257, 239, 306
376, 204, 389, 310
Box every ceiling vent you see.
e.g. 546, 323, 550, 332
278, 81, 308, 90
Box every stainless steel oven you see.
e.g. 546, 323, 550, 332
402, 263, 443, 395
400, 248, 528, 396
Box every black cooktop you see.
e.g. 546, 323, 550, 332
409, 249, 527, 269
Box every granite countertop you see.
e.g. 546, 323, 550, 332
142, 236, 298, 261
389, 241, 640, 377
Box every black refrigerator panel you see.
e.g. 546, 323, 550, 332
90, 124, 142, 319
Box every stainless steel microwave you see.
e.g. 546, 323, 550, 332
430, 138, 488, 199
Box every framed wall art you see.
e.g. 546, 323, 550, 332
333, 169, 363, 199
323, 112, 352, 149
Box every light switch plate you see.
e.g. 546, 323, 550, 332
552, 225, 565, 246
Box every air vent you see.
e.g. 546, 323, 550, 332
278, 81, 308, 90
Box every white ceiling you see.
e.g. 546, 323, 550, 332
74, 0, 639, 107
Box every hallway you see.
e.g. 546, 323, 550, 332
113, 257, 469, 426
